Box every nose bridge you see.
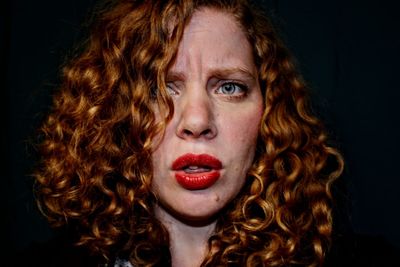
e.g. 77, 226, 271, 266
183, 85, 210, 119
176, 82, 216, 139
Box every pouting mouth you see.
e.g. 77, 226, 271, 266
172, 153, 222, 171
182, 165, 212, 173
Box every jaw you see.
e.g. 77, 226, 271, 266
153, 198, 220, 227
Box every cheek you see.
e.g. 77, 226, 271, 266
225, 107, 263, 145
151, 106, 176, 155
150, 119, 177, 183
220, 106, 263, 172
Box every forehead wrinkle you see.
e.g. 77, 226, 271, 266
168, 51, 255, 84
205, 47, 257, 80
168, 8, 255, 83
170, 40, 204, 81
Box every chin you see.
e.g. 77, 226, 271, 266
172, 209, 221, 226
156, 199, 226, 226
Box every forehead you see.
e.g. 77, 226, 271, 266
170, 7, 255, 74
187, 7, 242, 35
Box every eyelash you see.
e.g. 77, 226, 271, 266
215, 81, 248, 99
165, 81, 249, 100
166, 83, 179, 96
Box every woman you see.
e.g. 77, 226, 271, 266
34, 0, 343, 266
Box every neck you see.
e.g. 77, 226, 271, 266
155, 205, 217, 267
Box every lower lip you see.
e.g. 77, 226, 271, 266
175, 170, 220, 190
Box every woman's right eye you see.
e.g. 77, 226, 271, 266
166, 83, 179, 96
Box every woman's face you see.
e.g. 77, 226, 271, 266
151, 8, 264, 223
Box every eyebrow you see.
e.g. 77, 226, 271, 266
166, 67, 257, 81
166, 71, 186, 81
210, 67, 257, 81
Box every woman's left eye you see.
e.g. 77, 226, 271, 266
216, 82, 247, 96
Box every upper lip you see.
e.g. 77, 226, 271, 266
172, 153, 222, 170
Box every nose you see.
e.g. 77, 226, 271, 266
175, 92, 217, 140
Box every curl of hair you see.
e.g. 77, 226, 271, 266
34, 0, 344, 266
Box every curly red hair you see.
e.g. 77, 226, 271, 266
34, 0, 344, 266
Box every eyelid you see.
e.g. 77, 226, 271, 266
215, 80, 248, 94
165, 79, 249, 97
166, 81, 179, 95
212, 81, 250, 102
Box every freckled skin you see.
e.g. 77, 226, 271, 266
151, 8, 264, 224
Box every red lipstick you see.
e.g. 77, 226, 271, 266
172, 153, 222, 190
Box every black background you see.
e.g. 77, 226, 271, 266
2, 0, 400, 260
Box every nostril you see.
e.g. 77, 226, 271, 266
180, 128, 214, 138
183, 129, 193, 136
201, 129, 212, 137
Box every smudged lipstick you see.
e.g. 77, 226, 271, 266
172, 153, 222, 190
